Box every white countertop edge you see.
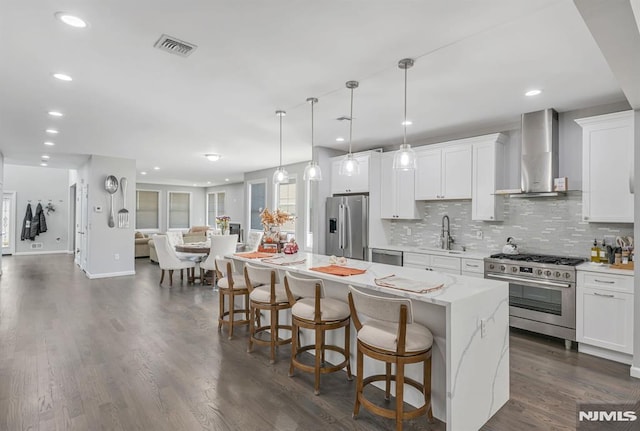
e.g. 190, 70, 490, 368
576, 262, 634, 276
370, 244, 490, 260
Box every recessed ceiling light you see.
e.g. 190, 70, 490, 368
44, 141, 55, 146
336, 137, 345, 142
42, 155, 50, 159
48, 111, 63, 117
207, 181, 211, 184
40, 162, 48, 167
401, 120, 413, 126
45, 129, 59, 134
140, 171, 147, 175
224, 178, 230, 182
192, 183, 197, 186
525, 89, 542, 97
153, 166, 160, 170
53, 73, 73, 82
205, 154, 222, 162
55, 12, 88, 28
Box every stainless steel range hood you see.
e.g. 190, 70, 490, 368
497, 108, 563, 197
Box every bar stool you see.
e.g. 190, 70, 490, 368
284, 271, 352, 395
348, 286, 433, 431
215, 258, 251, 339
244, 263, 293, 363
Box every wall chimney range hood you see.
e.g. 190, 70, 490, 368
497, 108, 564, 197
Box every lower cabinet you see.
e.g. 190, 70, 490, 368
403, 252, 462, 275
461, 258, 485, 278
576, 270, 634, 363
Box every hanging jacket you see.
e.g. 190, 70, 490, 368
29, 203, 47, 239
21, 203, 33, 241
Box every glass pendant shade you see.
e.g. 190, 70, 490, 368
392, 143, 417, 170
303, 161, 322, 181
339, 153, 360, 176
273, 167, 289, 184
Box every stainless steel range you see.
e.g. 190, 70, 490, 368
484, 253, 585, 347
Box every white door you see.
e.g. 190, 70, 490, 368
2, 192, 16, 255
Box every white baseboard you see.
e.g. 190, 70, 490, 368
86, 270, 136, 279
578, 343, 632, 365
14, 250, 70, 256
630, 366, 640, 379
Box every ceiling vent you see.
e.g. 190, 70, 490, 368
153, 34, 197, 57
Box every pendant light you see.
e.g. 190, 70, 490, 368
303, 97, 322, 181
272, 110, 289, 184
392, 58, 417, 170
339, 80, 360, 176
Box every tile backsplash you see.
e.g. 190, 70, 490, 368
383, 192, 633, 258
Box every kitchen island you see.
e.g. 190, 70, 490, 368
231, 252, 509, 431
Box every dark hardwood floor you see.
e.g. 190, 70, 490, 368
1, 254, 638, 430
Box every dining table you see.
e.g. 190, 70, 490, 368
175, 242, 210, 283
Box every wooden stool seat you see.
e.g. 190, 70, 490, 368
348, 286, 433, 431
244, 263, 293, 364
285, 272, 352, 395
215, 258, 251, 339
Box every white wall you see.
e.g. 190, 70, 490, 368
205, 182, 244, 225
0, 153, 3, 273
4, 165, 70, 254
135, 182, 206, 232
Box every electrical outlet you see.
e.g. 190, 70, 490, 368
481, 319, 487, 338
476, 230, 483, 239
114, 253, 120, 260
405, 227, 412, 236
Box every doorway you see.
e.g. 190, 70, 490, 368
2, 192, 16, 255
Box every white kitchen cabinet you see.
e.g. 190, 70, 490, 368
330, 153, 371, 195
472, 135, 505, 221
403, 251, 461, 275
461, 258, 485, 278
576, 269, 634, 363
415, 145, 472, 200
380, 153, 419, 219
576, 110, 634, 223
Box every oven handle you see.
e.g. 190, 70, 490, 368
485, 273, 572, 288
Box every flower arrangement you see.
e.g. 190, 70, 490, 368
215, 215, 231, 233
259, 208, 292, 231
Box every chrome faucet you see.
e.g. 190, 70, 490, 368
441, 215, 454, 250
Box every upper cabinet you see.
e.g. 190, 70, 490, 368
415, 144, 472, 200
330, 152, 371, 195
576, 111, 634, 223
380, 153, 419, 219
472, 134, 506, 221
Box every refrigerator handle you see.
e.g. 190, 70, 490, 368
338, 203, 345, 249
344, 203, 351, 254
362, 197, 368, 249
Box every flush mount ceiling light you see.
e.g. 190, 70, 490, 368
55, 12, 88, 28
339, 80, 360, 177
393, 58, 418, 171
48, 111, 63, 117
40, 162, 48, 167
303, 97, 322, 181
273, 110, 289, 184
153, 166, 160, 170
52, 73, 73, 82
44, 141, 55, 146
41, 155, 50, 159
525, 89, 542, 97
336, 137, 345, 142
205, 154, 221, 162
45, 129, 59, 134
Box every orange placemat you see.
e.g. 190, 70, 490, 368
234, 252, 274, 259
310, 265, 366, 276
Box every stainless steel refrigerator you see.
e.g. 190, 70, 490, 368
326, 195, 368, 260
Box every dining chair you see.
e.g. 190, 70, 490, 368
284, 271, 352, 395
245, 231, 264, 252
200, 234, 238, 286
348, 286, 434, 431
152, 234, 196, 287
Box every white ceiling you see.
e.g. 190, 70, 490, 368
0, 0, 626, 186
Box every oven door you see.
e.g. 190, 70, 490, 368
485, 273, 575, 329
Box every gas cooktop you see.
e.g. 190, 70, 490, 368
488, 253, 586, 267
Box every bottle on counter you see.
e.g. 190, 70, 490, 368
591, 238, 601, 263
599, 239, 608, 263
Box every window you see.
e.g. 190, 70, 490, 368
136, 190, 159, 230
249, 181, 266, 230
277, 178, 296, 233
207, 192, 226, 226
168, 191, 190, 229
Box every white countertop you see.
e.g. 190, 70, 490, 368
232, 252, 506, 307
370, 244, 490, 260
577, 261, 634, 276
